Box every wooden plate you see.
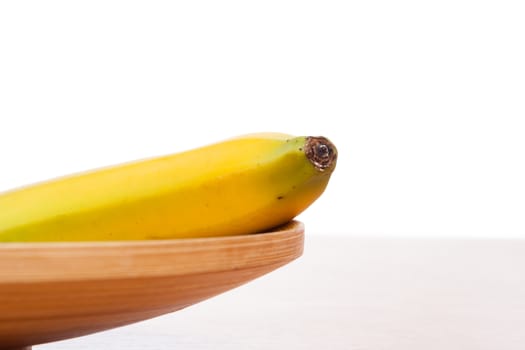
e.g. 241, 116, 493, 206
0, 220, 304, 350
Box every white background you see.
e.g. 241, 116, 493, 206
1, 1, 524, 238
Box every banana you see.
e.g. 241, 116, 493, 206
0, 133, 337, 242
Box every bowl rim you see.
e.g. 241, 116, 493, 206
0, 220, 304, 283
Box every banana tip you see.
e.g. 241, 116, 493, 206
305, 136, 337, 172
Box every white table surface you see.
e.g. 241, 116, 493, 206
37, 235, 525, 349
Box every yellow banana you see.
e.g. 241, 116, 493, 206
0, 132, 337, 242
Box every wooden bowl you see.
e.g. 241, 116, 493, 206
0, 221, 304, 350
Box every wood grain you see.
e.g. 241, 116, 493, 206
0, 221, 304, 349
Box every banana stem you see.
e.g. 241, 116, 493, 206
305, 136, 338, 171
